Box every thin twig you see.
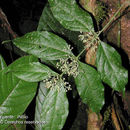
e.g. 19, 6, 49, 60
98, 2, 126, 36
111, 104, 121, 130
0, 8, 18, 38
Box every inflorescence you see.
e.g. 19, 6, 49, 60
56, 56, 79, 78
43, 45, 79, 92
43, 75, 72, 92
78, 31, 100, 50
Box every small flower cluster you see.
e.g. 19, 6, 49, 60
78, 31, 99, 50
56, 56, 79, 77
63, 44, 73, 52
43, 75, 72, 92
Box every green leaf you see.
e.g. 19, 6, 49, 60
38, 3, 84, 55
35, 82, 49, 130
48, 0, 94, 32
7, 62, 57, 82
0, 56, 38, 129
35, 82, 69, 130
10, 55, 38, 65
12, 31, 73, 61
37, 3, 59, 32
0, 54, 7, 70
5, 55, 52, 82
96, 42, 128, 93
75, 61, 104, 113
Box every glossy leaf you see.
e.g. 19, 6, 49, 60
75, 61, 104, 113
0, 54, 7, 70
5, 55, 52, 82
38, 3, 84, 55
48, 0, 94, 32
37, 3, 59, 32
35, 82, 69, 130
35, 82, 49, 130
12, 31, 73, 61
96, 42, 128, 93
9, 55, 38, 66
0, 56, 38, 129
7, 62, 57, 82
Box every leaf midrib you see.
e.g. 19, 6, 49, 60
15, 39, 72, 56
79, 63, 91, 99
100, 43, 119, 87
0, 74, 21, 108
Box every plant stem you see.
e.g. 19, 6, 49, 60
76, 39, 94, 59
117, 0, 121, 48
77, 2, 127, 59
2, 40, 12, 44
76, 45, 87, 59
98, 2, 125, 36
60, 72, 64, 78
